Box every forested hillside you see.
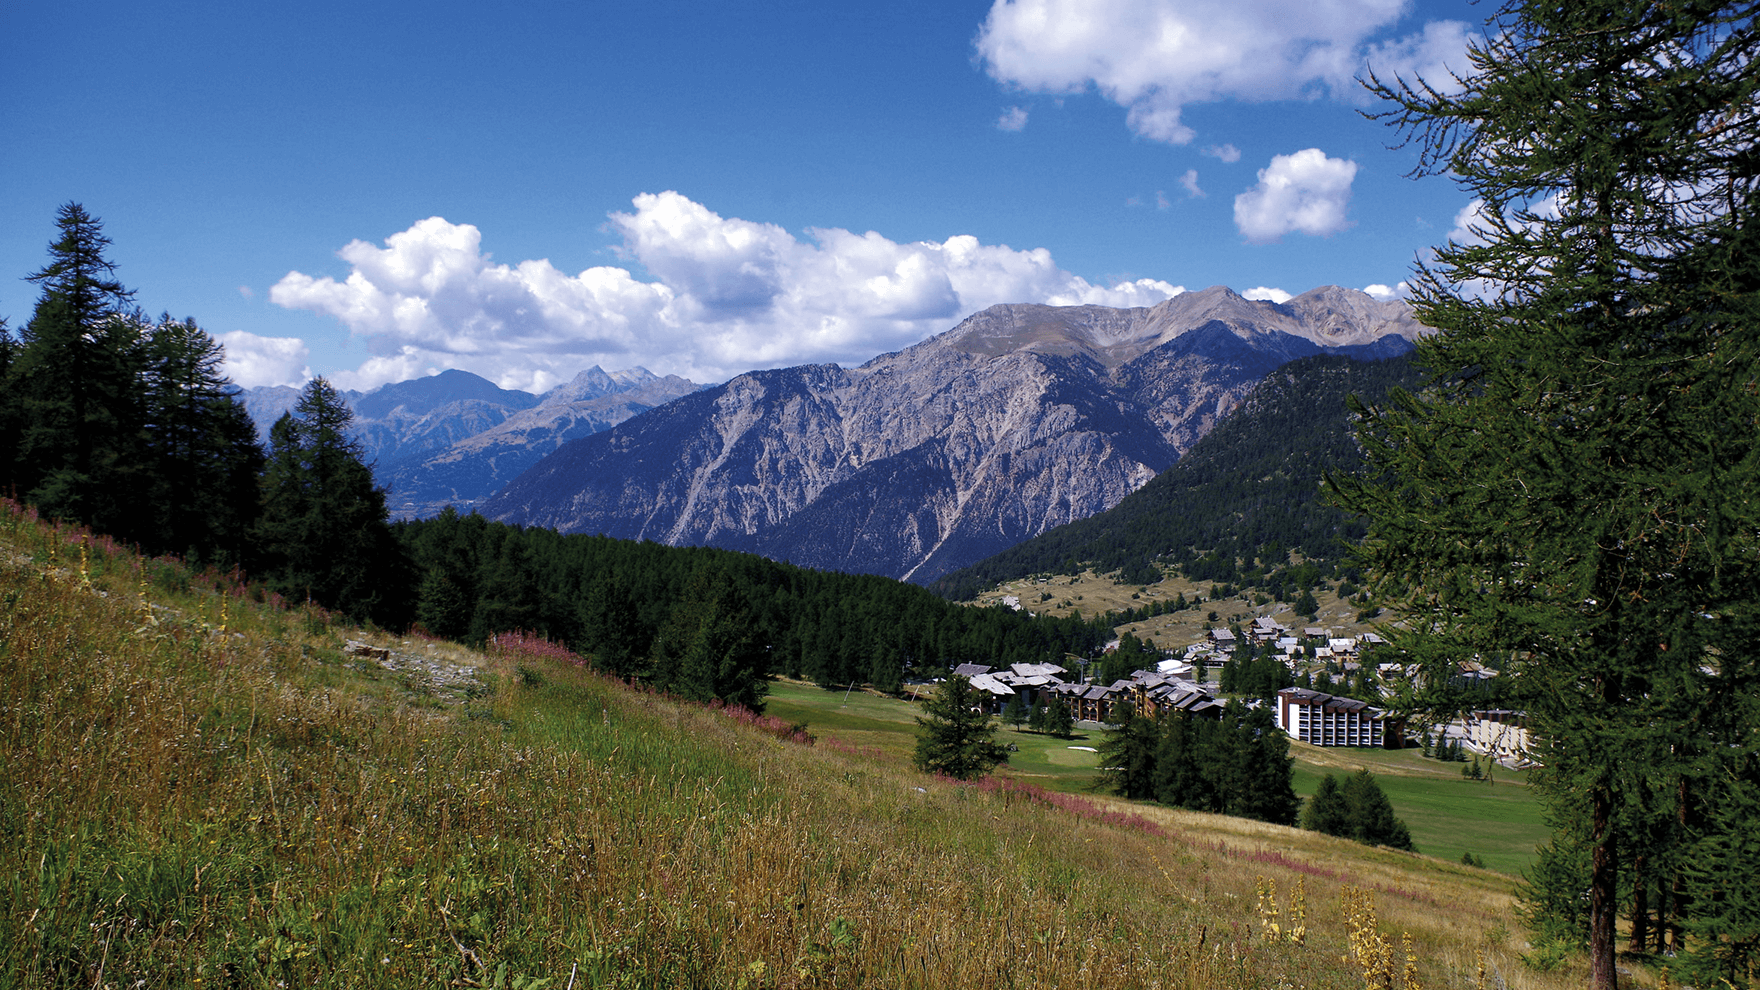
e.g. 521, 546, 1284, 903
933, 352, 1422, 600
396, 510, 1119, 707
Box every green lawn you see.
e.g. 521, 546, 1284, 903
1286, 746, 1548, 874
766, 679, 1550, 874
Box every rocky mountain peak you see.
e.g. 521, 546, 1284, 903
540, 365, 663, 406
350, 368, 538, 421
482, 286, 1428, 583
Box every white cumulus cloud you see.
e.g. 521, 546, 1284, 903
270, 192, 1188, 390
997, 106, 1029, 131
1362, 282, 1410, 301
1203, 143, 1242, 163
975, 0, 1471, 144
1233, 148, 1358, 243
1178, 169, 1204, 198
1242, 286, 1292, 303
1448, 197, 1488, 245
218, 331, 311, 388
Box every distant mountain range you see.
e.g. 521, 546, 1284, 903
479, 285, 1427, 583
930, 351, 1428, 600
238, 366, 705, 518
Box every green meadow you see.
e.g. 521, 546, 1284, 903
768, 680, 1549, 875
2, 506, 1600, 988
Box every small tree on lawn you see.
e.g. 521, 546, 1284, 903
1301, 774, 1349, 836
1045, 697, 1075, 739
1002, 692, 1028, 730
1343, 770, 1414, 851
1304, 770, 1413, 851
1098, 702, 1159, 800
913, 676, 1007, 780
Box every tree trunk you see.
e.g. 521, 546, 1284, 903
1629, 853, 1649, 953
1654, 876, 1670, 954
1668, 776, 1690, 953
1590, 783, 1619, 990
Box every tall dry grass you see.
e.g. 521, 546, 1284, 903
0, 500, 1585, 988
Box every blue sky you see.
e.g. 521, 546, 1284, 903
2, 0, 1480, 393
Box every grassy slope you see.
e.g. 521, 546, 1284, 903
967, 567, 1377, 654
0, 503, 1596, 989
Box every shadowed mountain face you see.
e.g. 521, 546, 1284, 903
481, 286, 1426, 584
239, 367, 705, 519
379, 371, 704, 519
238, 369, 542, 471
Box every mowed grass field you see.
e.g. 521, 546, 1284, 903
767, 679, 1550, 875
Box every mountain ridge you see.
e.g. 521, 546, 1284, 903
237, 365, 706, 518
482, 285, 1425, 582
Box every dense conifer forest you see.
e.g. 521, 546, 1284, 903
394, 509, 1123, 707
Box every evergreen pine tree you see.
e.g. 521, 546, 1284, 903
1235, 703, 1300, 826
1046, 696, 1074, 739
1301, 774, 1349, 836
1152, 712, 1202, 809
650, 569, 768, 710
913, 676, 1007, 780
1342, 770, 1414, 850
137, 314, 263, 561
1292, 588, 1319, 619
7, 204, 145, 535
255, 377, 409, 626
0, 318, 19, 485
1337, 2, 1760, 983
1002, 692, 1028, 730
1098, 702, 1159, 800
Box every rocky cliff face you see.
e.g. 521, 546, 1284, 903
480, 286, 1425, 583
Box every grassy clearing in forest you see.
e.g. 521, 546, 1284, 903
1, 502, 1586, 988
971, 568, 1378, 651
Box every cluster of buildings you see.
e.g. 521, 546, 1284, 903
943, 660, 1407, 749
930, 617, 1534, 761
1207, 617, 1388, 670
949, 662, 1226, 723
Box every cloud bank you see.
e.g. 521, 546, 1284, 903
1234, 149, 1358, 243
267, 192, 1187, 391
219, 331, 311, 389
975, 0, 1470, 144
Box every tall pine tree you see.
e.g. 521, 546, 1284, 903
1338, 3, 1760, 984
138, 315, 263, 561
913, 676, 1008, 780
256, 377, 409, 626
6, 204, 145, 535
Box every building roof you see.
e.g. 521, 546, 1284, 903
966, 673, 1018, 698
1277, 687, 1384, 715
